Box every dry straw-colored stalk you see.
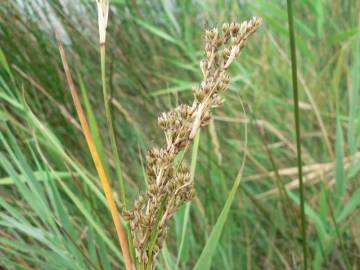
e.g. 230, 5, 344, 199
123, 17, 263, 269
57, 38, 133, 270
96, 0, 109, 45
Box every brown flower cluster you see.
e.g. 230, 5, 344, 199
124, 17, 262, 267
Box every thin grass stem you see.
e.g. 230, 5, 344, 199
286, 0, 308, 269
100, 45, 127, 208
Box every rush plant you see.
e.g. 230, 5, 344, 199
124, 18, 262, 270
58, 1, 262, 269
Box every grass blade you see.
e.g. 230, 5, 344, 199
193, 154, 247, 270
348, 37, 360, 154
194, 97, 248, 270
335, 108, 346, 201
0, 171, 72, 185
133, 18, 178, 44
176, 130, 200, 267
56, 36, 132, 269
336, 188, 360, 222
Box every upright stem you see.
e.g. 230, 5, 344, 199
100, 45, 127, 208
58, 39, 133, 270
286, 0, 308, 269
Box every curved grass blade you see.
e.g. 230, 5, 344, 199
193, 154, 247, 270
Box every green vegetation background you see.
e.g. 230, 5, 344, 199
0, 0, 359, 269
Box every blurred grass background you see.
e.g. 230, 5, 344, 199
0, 0, 360, 269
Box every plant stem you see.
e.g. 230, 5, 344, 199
100, 45, 127, 208
286, 0, 308, 269
57, 38, 133, 270
101, 44, 135, 269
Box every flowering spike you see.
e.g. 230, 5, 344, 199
126, 17, 262, 266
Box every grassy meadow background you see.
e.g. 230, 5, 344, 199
0, 0, 360, 269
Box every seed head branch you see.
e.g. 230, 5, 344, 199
124, 17, 262, 267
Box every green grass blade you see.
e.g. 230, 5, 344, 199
176, 130, 200, 267
193, 155, 247, 270
78, 72, 110, 180
0, 48, 12, 78
335, 108, 346, 201
100, 45, 127, 208
287, 191, 328, 245
133, 17, 179, 44
336, 189, 360, 222
348, 37, 360, 154
315, 0, 324, 37
160, 0, 181, 35
0, 171, 72, 185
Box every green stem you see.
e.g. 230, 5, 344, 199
100, 45, 127, 208
147, 197, 167, 257
286, 1, 308, 269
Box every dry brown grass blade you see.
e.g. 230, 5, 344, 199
214, 116, 314, 162
111, 97, 140, 132
56, 35, 133, 270
244, 161, 334, 182
208, 119, 222, 164
257, 152, 360, 198
268, 32, 334, 160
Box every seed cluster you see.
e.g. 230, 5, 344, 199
124, 17, 262, 267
